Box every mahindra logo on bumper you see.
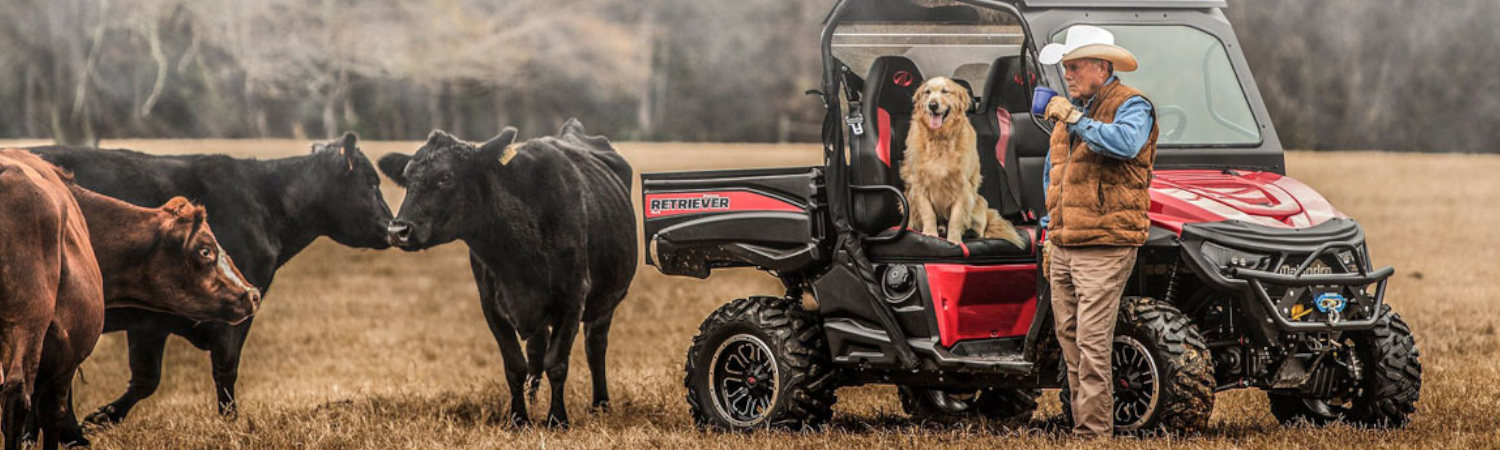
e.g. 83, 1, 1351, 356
1277, 261, 1333, 276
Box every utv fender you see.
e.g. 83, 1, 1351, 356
1143, 226, 1180, 249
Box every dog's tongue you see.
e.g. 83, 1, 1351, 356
928, 115, 943, 130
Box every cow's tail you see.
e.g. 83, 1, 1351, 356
560, 118, 633, 194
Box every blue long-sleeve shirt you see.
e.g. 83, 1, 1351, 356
1039, 77, 1154, 228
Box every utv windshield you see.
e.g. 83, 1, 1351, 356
832, 3, 1025, 100
1053, 25, 1262, 146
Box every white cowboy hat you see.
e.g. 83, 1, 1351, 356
1037, 25, 1139, 72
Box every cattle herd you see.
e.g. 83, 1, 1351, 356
0, 119, 636, 448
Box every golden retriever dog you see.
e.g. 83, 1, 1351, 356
901, 76, 1024, 247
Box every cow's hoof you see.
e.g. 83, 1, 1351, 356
498, 412, 531, 428
83, 406, 124, 428
591, 400, 611, 412
545, 415, 570, 430
17, 433, 36, 449
64, 434, 92, 448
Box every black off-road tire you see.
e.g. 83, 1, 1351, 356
1059, 296, 1215, 435
1268, 304, 1422, 428
899, 386, 1039, 425
684, 296, 838, 431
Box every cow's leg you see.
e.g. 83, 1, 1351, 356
208, 320, 253, 417
35, 370, 80, 450
583, 308, 617, 411
524, 327, 549, 402
470, 254, 533, 426
2, 378, 29, 450
480, 302, 531, 427
2, 334, 36, 450
31, 384, 51, 450
54, 389, 85, 448
542, 309, 581, 429
17, 410, 36, 447
85, 329, 170, 426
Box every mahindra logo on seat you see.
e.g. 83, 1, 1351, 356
893, 71, 914, 87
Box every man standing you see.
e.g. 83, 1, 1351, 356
1037, 25, 1158, 437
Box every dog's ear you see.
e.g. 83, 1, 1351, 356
956, 83, 973, 111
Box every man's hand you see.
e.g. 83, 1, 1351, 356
1041, 238, 1054, 276
1045, 97, 1084, 124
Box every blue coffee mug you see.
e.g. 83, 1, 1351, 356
1032, 86, 1058, 116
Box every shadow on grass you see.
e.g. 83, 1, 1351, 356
294, 386, 690, 432
289, 388, 1342, 443
304, 390, 518, 427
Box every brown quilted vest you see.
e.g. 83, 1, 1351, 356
1044, 80, 1158, 247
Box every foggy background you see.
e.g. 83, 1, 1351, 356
0, 0, 1491, 152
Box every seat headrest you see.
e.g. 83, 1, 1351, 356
951, 78, 980, 114
864, 56, 925, 114
982, 56, 1037, 114
951, 78, 974, 96
953, 63, 990, 91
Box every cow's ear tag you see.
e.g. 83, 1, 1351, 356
340, 147, 355, 171
499, 145, 518, 166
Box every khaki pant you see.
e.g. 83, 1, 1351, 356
1047, 244, 1137, 437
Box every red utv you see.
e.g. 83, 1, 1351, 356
642, 0, 1420, 435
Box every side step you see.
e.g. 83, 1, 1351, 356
909, 339, 1034, 374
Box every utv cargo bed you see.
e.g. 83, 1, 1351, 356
642, 166, 827, 278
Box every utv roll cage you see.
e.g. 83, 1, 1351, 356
814, 0, 1287, 247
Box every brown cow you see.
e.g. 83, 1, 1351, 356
67, 184, 262, 325
0, 150, 102, 450
0, 149, 260, 449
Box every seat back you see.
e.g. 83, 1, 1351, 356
976, 56, 1049, 223
852, 56, 924, 233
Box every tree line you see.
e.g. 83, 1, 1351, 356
0, 0, 1489, 152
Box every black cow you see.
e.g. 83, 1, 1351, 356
28, 133, 392, 430
378, 119, 636, 428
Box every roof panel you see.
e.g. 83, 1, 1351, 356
1019, 0, 1226, 9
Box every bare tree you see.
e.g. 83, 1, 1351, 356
0, 0, 1489, 150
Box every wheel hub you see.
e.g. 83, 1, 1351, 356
1112, 335, 1160, 430
709, 334, 780, 428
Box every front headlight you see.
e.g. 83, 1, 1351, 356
1202, 241, 1270, 272
1335, 249, 1360, 272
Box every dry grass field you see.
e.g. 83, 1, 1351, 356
1, 138, 1496, 449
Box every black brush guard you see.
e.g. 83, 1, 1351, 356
1180, 218, 1394, 331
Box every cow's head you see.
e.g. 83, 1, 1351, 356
289, 132, 394, 249
378, 128, 517, 250
123, 197, 261, 323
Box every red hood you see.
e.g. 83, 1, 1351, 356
1150, 169, 1344, 234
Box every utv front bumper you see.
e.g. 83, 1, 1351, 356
1180, 218, 1394, 331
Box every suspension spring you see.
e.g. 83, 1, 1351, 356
1163, 259, 1185, 304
